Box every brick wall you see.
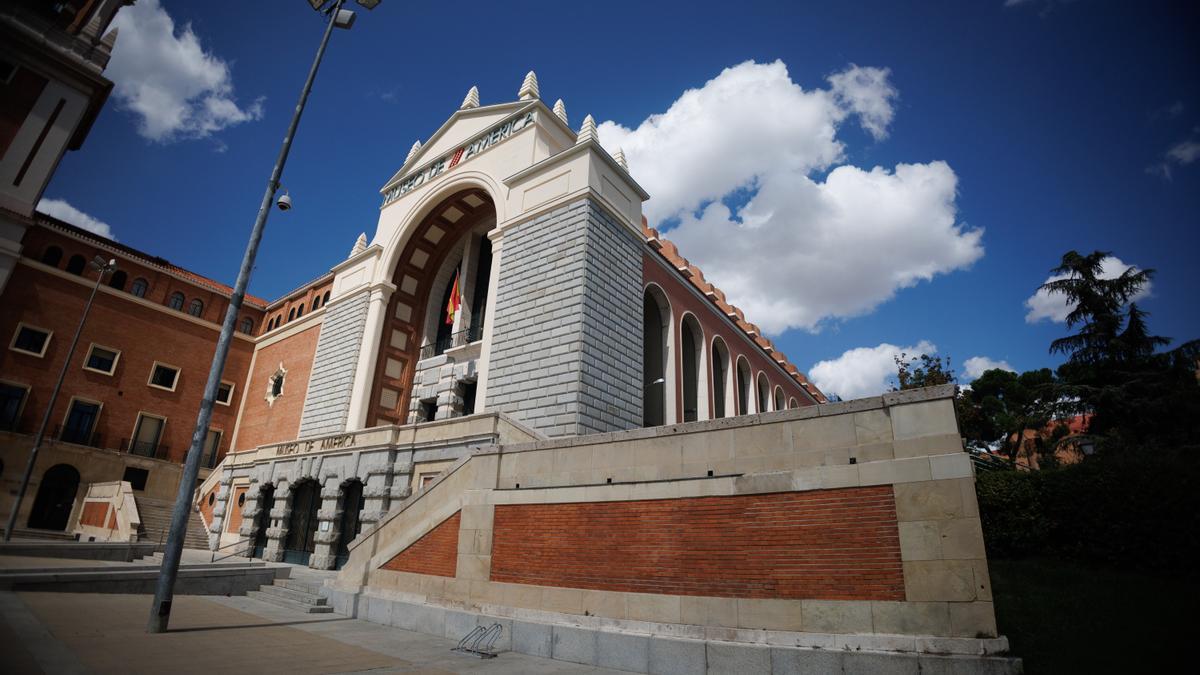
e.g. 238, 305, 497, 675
490, 487, 905, 601
486, 198, 642, 436
78, 501, 108, 528
234, 324, 320, 450
298, 292, 370, 436
226, 486, 247, 533
380, 510, 460, 577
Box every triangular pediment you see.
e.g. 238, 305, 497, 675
382, 101, 536, 192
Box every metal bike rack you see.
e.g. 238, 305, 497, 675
452, 622, 504, 659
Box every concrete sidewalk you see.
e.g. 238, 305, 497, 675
0, 590, 628, 674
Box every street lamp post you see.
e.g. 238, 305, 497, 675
3, 256, 117, 542
147, 0, 380, 634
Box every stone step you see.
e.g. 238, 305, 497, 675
274, 578, 325, 595
256, 583, 328, 605
246, 590, 334, 613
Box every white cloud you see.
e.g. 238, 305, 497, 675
37, 198, 116, 240
963, 356, 1015, 380
108, 0, 263, 142
1023, 255, 1151, 323
809, 341, 936, 400
827, 65, 898, 140
1148, 137, 1200, 179
598, 60, 982, 334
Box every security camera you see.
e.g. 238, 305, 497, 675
277, 190, 292, 211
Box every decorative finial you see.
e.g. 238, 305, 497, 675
405, 140, 422, 164
518, 70, 539, 100
576, 114, 597, 144
351, 233, 368, 257
460, 85, 480, 110
552, 99, 568, 125
614, 148, 628, 171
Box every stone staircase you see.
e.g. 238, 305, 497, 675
247, 578, 333, 613
135, 497, 211, 550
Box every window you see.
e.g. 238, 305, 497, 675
168, 292, 185, 310
238, 492, 246, 507
0, 382, 29, 431
148, 362, 180, 391
83, 344, 120, 375
239, 317, 254, 334
122, 467, 149, 490
323, 291, 330, 305
312, 295, 321, 311
41, 246, 63, 267
774, 386, 784, 413
10, 323, 51, 357
187, 298, 203, 317
419, 397, 438, 422
130, 413, 165, 457
265, 366, 286, 406
296, 304, 303, 318
203, 429, 222, 468
788, 397, 799, 410
130, 278, 148, 298
421, 474, 439, 489
757, 374, 771, 413
108, 270, 127, 291
66, 254, 86, 275
216, 381, 234, 406
271, 374, 284, 397
61, 399, 100, 445
287, 308, 295, 322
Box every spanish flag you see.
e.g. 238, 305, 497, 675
445, 271, 461, 325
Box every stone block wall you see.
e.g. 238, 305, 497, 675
485, 198, 642, 436
298, 291, 370, 436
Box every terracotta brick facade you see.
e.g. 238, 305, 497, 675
380, 511, 460, 577
232, 324, 320, 450
78, 500, 108, 528
490, 487, 905, 601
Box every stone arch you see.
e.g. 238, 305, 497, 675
369, 187, 498, 426
679, 312, 707, 422
757, 372, 771, 412
28, 463, 80, 531
643, 283, 675, 427
283, 478, 321, 565
736, 356, 753, 415
711, 336, 733, 418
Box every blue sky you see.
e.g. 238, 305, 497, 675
41, 0, 1199, 399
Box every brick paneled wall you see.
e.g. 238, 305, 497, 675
380, 511, 461, 577
491, 487, 905, 601
78, 501, 109, 528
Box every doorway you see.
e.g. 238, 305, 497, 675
334, 480, 365, 569
251, 483, 275, 559
27, 464, 80, 530
283, 479, 321, 565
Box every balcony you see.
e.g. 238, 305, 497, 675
419, 325, 482, 360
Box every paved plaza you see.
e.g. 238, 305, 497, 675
0, 590, 627, 675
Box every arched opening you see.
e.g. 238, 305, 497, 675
130, 278, 148, 298
251, 483, 275, 559
239, 317, 254, 334
168, 292, 184, 310
41, 246, 63, 267
188, 298, 203, 317
757, 373, 771, 412
643, 286, 672, 427
680, 314, 705, 422
711, 337, 732, 418
27, 464, 80, 531
283, 479, 321, 565
66, 254, 86, 275
312, 295, 321, 311
108, 270, 127, 291
789, 397, 799, 409
774, 386, 785, 413
334, 479, 365, 569
736, 357, 752, 415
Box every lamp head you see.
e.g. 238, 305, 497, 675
277, 190, 293, 211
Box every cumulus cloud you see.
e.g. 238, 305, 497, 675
598, 60, 982, 334
827, 65, 898, 140
963, 356, 1015, 381
37, 199, 116, 240
108, 0, 263, 142
1024, 255, 1151, 323
1148, 137, 1200, 179
809, 341, 936, 400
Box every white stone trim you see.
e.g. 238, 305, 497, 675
8, 320, 52, 358
81, 342, 120, 376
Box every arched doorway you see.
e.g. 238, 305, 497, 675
334, 479, 365, 569
757, 373, 771, 412
736, 357, 752, 415
643, 287, 671, 427
680, 315, 703, 422
27, 464, 80, 530
712, 337, 731, 418
283, 479, 321, 565
251, 483, 275, 559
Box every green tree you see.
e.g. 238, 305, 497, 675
894, 353, 955, 390
960, 368, 1061, 462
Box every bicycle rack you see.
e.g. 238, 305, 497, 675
452, 622, 504, 659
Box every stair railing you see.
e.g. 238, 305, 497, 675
209, 538, 253, 564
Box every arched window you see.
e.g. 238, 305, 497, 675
312, 295, 321, 311
239, 317, 254, 334
711, 337, 731, 418
168, 292, 185, 310
66, 254, 86, 275
130, 278, 148, 298
287, 308, 296, 322
41, 246, 63, 267
736, 357, 752, 415
188, 298, 203, 317
642, 286, 672, 427
789, 397, 799, 409
323, 291, 330, 305
774, 386, 784, 413
296, 304, 303, 318
757, 373, 771, 412
108, 270, 127, 291
680, 314, 704, 422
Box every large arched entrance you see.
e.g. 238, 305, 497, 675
369, 188, 498, 426
334, 479, 365, 569
251, 483, 275, 559
283, 479, 320, 565
27, 464, 80, 531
